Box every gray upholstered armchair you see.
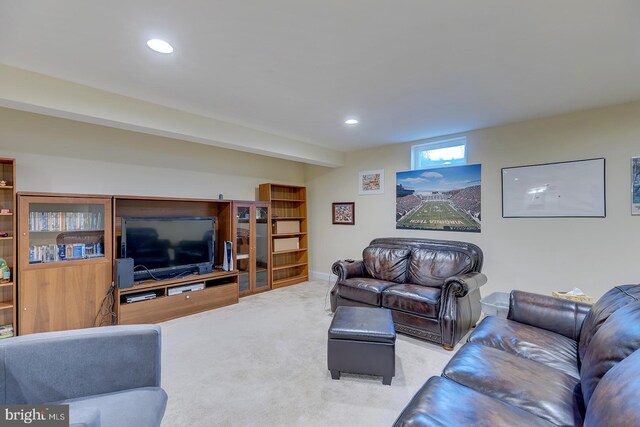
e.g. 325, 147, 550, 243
331, 237, 487, 349
0, 325, 167, 427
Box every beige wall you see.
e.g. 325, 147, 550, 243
3, 102, 640, 300
0, 108, 305, 198
305, 101, 640, 299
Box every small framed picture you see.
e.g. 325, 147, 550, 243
358, 169, 384, 195
633, 157, 640, 215
332, 202, 355, 225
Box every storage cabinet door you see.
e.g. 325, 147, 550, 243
19, 259, 111, 335
17, 195, 113, 335
234, 202, 271, 296
255, 206, 270, 291
235, 204, 252, 295
19, 196, 112, 270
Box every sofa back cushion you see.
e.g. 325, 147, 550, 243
578, 284, 640, 362
363, 245, 411, 283
580, 301, 640, 405
583, 348, 640, 427
0, 325, 161, 404
407, 248, 473, 287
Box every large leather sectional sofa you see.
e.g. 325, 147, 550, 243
330, 238, 487, 349
394, 285, 640, 426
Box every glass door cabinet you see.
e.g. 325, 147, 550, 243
17, 194, 112, 335
234, 202, 271, 296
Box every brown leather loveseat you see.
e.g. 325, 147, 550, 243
330, 238, 487, 350
394, 285, 640, 426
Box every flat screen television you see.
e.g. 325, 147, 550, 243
121, 216, 215, 281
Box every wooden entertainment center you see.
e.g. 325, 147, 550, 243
11, 182, 307, 335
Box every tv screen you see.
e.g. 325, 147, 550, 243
121, 216, 215, 280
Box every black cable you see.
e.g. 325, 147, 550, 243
94, 282, 116, 326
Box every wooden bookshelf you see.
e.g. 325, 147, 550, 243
0, 158, 16, 336
259, 184, 308, 288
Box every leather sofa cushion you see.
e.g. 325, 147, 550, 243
443, 342, 584, 426
393, 376, 555, 427
578, 284, 640, 362
407, 248, 472, 287
468, 316, 580, 379
362, 246, 411, 283
580, 301, 640, 405
382, 285, 441, 318
584, 348, 640, 427
337, 278, 397, 306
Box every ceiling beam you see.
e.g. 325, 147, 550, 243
0, 64, 344, 168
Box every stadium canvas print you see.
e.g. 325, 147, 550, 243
396, 164, 481, 232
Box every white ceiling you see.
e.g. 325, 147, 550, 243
1, 1, 639, 156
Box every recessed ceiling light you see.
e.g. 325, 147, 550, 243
344, 119, 359, 125
147, 39, 174, 54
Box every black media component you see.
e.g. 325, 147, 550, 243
121, 216, 215, 281
115, 257, 134, 289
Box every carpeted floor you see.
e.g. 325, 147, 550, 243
160, 281, 457, 426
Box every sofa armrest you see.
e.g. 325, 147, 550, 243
330, 260, 366, 312
440, 272, 488, 348
507, 290, 591, 341
1, 325, 162, 404
443, 272, 488, 298
331, 260, 365, 282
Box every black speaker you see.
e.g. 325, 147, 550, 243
115, 258, 134, 289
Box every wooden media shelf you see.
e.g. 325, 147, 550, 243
113, 195, 239, 325
117, 270, 238, 324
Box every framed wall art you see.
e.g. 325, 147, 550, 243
396, 164, 481, 232
332, 202, 355, 225
633, 157, 640, 215
358, 169, 384, 195
502, 158, 605, 218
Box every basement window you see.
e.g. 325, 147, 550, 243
411, 137, 467, 170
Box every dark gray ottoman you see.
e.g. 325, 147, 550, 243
327, 306, 396, 385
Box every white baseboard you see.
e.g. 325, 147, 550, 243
310, 270, 337, 282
